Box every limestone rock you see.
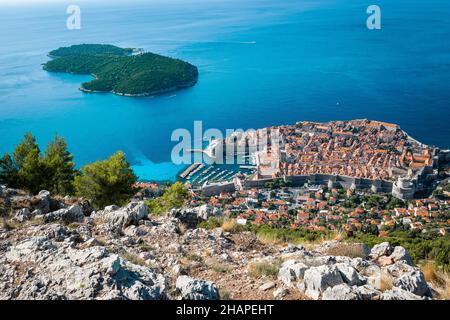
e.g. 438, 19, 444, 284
2, 237, 167, 300
353, 284, 381, 300
393, 270, 431, 297
389, 246, 413, 266
98, 202, 148, 232
369, 242, 393, 260
303, 265, 344, 299
273, 287, 289, 299
380, 287, 424, 300
335, 263, 367, 286
384, 261, 416, 278
322, 283, 359, 300
259, 281, 276, 291
175, 275, 220, 300
14, 208, 32, 222
45, 205, 84, 224
34, 190, 51, 214
278, 261, 308, 287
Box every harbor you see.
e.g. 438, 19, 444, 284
178, 163, 256, 187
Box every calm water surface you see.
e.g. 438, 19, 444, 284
0, 0, 449, 181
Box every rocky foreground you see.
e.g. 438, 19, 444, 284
0, 186, 435, 300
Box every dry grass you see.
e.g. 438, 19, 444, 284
379, 272, 394, 292
332, 230, 346, 241
186, 253, 203, 263
421, 262, 450, 299
23, 216, 46, 227
138, 242, 153, 252
66, 222, 79, 230
1, 215, 46, 231
219, 289, 231, 300
122, 252, 146, 267
422, 262, 441, 283
0, 198, 9, 217
255, 232, 283, 245
325, 243, 368, 259
221, 219, 243, 233
207, 258, 231, 274
178, 223, 188, 235
92, 217, 107, 227
248, 260, 281, 279
1, 218, 20, 230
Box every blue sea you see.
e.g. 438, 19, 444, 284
1, 0, 449, 181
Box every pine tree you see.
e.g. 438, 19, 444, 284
8, 133, 46, 193
74, 151, 137, 209
0, 153, 19, 187
43, 134, 77, 195
13, 133, 40, 169
19, 147, 47, 194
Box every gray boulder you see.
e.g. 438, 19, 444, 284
393, 270, 431, 297
389, 246, 413, 266
34, 190, 51, 213
50, 224, 68, 241
278, 260, 308, 287
259, 281, 276, 291
196, 204, 217, 220
281, 244, 306, 254
14, 208, 32, 222
335, 263, 367, 286
273, 287, 289, 299
369, 242, 393, 260
45, 205, 84, 224
322, 283, 359, 300
175, 275, 220, 300
353, 284, 382, 300
380, 287, 424, 300
5, 236, 56, 263
321, 283, 381, 300
303, 265, 344, 299
384, 261, 416, 277
99, 202, 148, 232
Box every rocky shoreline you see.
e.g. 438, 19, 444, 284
79, 78, 198, 97
0, 185, 438, 300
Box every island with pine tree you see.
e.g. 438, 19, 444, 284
43, 44, 198, 97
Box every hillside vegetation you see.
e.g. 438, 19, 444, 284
43, 44, 198, 96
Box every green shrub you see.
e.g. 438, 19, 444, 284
348, 231, 450, 269
74, 151, 136, 209
198, 217, 224, 230
145, 182, 189, 215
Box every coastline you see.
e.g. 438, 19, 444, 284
79, 78, 198, 97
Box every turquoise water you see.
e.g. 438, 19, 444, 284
1, 0, 450, 181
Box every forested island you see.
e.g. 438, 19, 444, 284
43, 44, 198, 96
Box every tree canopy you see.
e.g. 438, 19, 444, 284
43, 44, 198, 96
1, 134, 137, 210
145, 182, 190, 215
43, 134, 77, 195
74, 151, 137, 209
